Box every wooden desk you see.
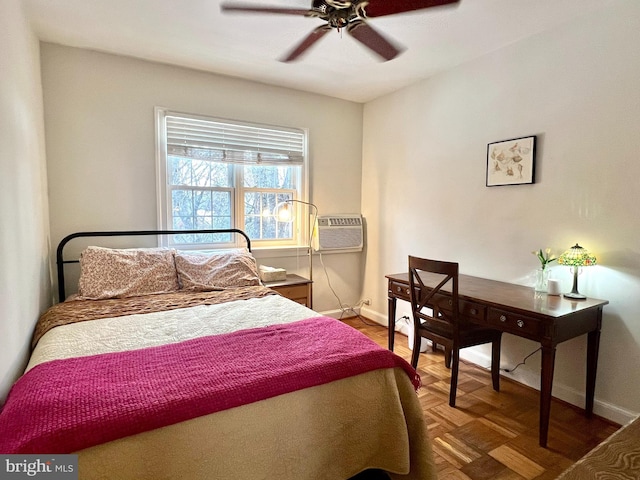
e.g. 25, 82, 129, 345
386, 272, 608, 448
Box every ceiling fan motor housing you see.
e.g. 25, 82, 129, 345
323, 0, 353, 9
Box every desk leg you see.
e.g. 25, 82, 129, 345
388, 296, 397, 351
540, 345, 556, 448
585, 328, 601, 417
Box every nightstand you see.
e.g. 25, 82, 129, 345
263, 274, 313, 309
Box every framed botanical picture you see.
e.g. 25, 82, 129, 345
486, 135, 536, 186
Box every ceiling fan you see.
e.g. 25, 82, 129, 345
220, 0, 460, 62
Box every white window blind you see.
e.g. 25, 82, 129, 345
166, 115, 305, 165
156, 108, 309, 249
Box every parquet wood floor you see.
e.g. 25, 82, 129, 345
342, 317, 620, 480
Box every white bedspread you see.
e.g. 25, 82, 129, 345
27, 295, 316, 371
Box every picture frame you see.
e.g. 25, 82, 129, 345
486, 135, 536, 186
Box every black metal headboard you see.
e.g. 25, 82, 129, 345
56, 229, 252, 302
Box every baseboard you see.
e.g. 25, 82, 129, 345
461, 348, 637, 426
320, 307, 364, 320
318, 308, 343, 319
359, 307, 637, 426
360, 307, 387, 326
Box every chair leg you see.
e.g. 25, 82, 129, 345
491, 335, 502, 391
449, 347, 460, 407
410, 330, 421, 369
444, 348, 452, 369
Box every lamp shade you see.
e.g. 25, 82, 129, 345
557, 244, 597, 267
274, 201, 294, 223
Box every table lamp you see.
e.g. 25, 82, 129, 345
557, 243, 597, 300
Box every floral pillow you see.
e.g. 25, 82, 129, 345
77, 246, 179, 300
175, 249, 261, 291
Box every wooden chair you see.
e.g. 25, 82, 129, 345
408, 255, 503, 407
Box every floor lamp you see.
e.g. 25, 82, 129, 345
273, 199, 319, 300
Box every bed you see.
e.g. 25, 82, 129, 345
0, 229, 436, 480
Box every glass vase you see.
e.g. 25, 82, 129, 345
535, 268, 550, 292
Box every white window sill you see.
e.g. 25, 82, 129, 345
252, 246, 311, 259
252, 246, 362, 258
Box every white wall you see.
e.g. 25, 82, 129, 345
40, 44, 364, 313
0, 0, 50, 404
361, 1, 640, 424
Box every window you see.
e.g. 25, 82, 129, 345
156, 109, 308, 249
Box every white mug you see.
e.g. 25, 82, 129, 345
547, 278, 561, 296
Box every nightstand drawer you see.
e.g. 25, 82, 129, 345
487, 308, 541, 338
273, 284, 308, 301
263, 274, 312, 308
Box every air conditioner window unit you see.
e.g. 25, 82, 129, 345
312, 214, 364, 252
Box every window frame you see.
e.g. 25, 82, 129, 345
155, 107, 310, 250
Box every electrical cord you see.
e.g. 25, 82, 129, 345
318, 251, 377, 326
501, 347, 541, 373
455, 347, 541, 374
397, 315, 412, 332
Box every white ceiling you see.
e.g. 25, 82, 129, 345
24, 0, 614, 103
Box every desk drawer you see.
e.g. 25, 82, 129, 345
429, 294, 486, 323
460, 301, 486, 322
389, 281, 411, 301
487, 308, 541, 337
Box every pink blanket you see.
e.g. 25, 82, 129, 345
0, 316, 419, 454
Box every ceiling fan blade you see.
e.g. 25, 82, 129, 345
362, 0, 459, 18
347, 20, 403, 61
221, 3, 312, 16
281, 25, 331, 62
